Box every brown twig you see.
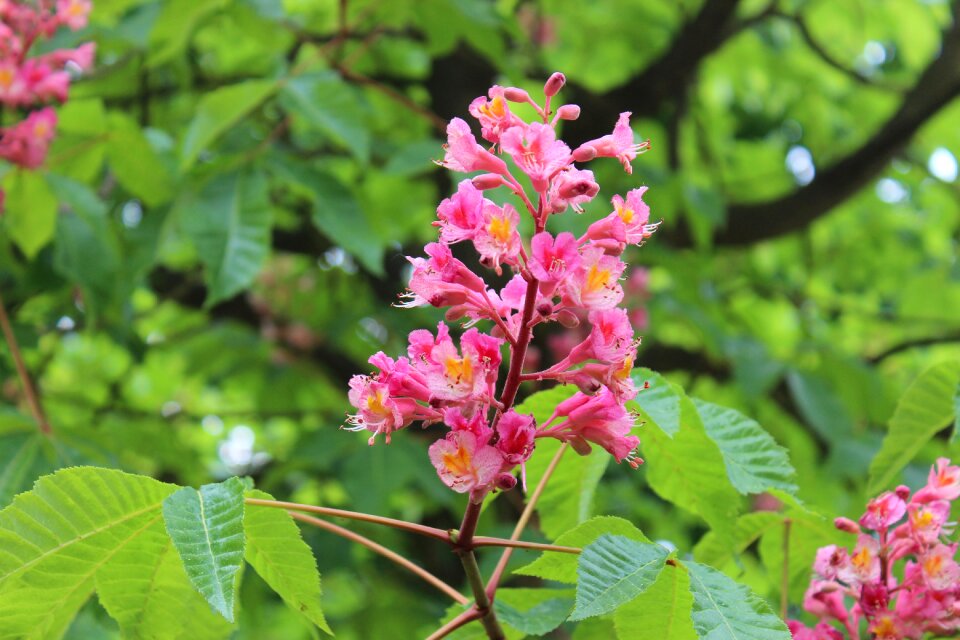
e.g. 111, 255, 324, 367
245, 497, 451, 542
471, 537, 580, 554
288, 511, 468, 605
0, 289, 51, 436
425, 606, 482, 640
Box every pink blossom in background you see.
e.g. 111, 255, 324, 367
790, 458, 960, 639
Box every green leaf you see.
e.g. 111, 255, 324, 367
50, 175, 121, 318
632, 368, 682, 436
281, 72, 370, 164
2, 169, 58, 259
106, 112, 175, 206
95, 517, 235, 639
162, 477, 246, 622
517, 386, 610, 539
179, 79, 278, 172
570, 534, 669, 620
693, 399, 797, 495
613, 562, 696, 640
178, 168, 272, 305
640, 396, 741, 549
493, 588, 574, 636
684, 560, 790, 639
953, 384, 960, 443
244, 490, 331, 634
0, 467, 178, 638
518, 516, 650, 584
311, 171, 385, 276
0, 431, 55, 507
148, 0, 229, 68
868, 360, 960, 493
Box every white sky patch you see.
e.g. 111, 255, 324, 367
219, 425, 255, 468
928, 147, 958, 182
876, 178, 908, 203
786, 145, 815, 186
863, 41, 887, 66
121, 200, 142, 228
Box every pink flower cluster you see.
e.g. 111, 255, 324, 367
0, 0, 94, 175
345, 72, 657, 500
790, 458, 960, 640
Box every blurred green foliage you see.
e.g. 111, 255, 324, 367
2, 0, 960, 637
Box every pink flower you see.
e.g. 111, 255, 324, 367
786, 621, 843, 640
563, 246, 625, 310
803, 580, 849, 621
612, 187, 657, 243
529, 231, 580, 284
440, 117, 509, 175
838, 535, 881, 585
473, 201, 521, 274
495, 410, 535, 464
435, 179, 484, 243
548, 168, 599, 213
56, 0, 92, 31
541, 389, 640, 466
41, 42, 96, 71
868, 615, 905, 640
468, 85, 523, 144
861, 491, 907, 531
443, 407, 492, 442
345, 376, 440, 444
814, 545, 850, 581
566, 308, 635, 365
906, 500, 950, 544
400, 242, 487, 309
919, 544, 960, 590
572, 111, 650, 174
409, 323, 502, 404
914, 458, 960, 503
428, 430, 504, 494
500, 122, 571, 192
0, 107, 57, 169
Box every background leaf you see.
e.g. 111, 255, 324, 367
685, 560, 791, 640
2, 170, 58, 259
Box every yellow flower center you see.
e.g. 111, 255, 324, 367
923, 554, 943, 577
585, 264, 611, 293
871, 616, 898, 638
67, 0, 86, 16
615, 354, 634, 381
851, 546, 873, 571
479, 96, 505, 119
444, 355, 474, 384
365, 390, 389, 417
33, 122, 49, 138
442, 443, 473, 476
616, 202, 634, 224
911, 509, 934, 528
488, 216, 512, 244
0, 68, 13, 89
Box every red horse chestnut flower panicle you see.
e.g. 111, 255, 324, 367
345, 71, 658, 498
790, 458, 960, 639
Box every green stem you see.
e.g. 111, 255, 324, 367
458, 548, 505, 640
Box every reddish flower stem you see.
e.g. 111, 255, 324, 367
425, 606, 482, 640
0, 289, 52, 436
289, 511, 469, 605
471, 537, 580, 554
245, 498, 451, 542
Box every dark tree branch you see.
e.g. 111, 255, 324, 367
685, 5, 960, 247
868, 333, 960, 364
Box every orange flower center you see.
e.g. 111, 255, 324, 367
585, 264, 611, 293
442, 443, 473, 476
488, 216, 512, 244
479, 96, 505, 119
616, 202, 634, 224
444, 355, 474, 384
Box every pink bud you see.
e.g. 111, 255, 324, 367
536, 301, 553, 317
445, 307, 467, 321
472, 173, 504, 190
544, 72, 566, 97
834, 517, 860, 534
503, 87, 531, 103
895, 485, 911, 501
572, 146, 597, 163
557, 104, 581, 121
557, 309, 580, 328
496, 473, 517, 491
558, 175, 599, 200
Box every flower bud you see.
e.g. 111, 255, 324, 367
503, 87, 531, 103
572, 145, 597, 162
429, 290, 469, 307
445, 306, 467, 321
895, 485, 911, 501
544, 72, 566, 97
557, 104, 580, 120
834, 517, 860, 534
536, 301, 554, 318
495, 472, 517, 491
472, 173, 505, 190
568, 435, 593, 456
557, 309, 580, 328
558, 175, 599, 200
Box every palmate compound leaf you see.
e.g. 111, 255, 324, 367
685, 560, 790, 640
868, 360, 960, 494
492, 588, 575, 636
162, 477, 246, 622
244, 490, 331, 634
570, 534, 669, 620
0, 468, 180, 638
